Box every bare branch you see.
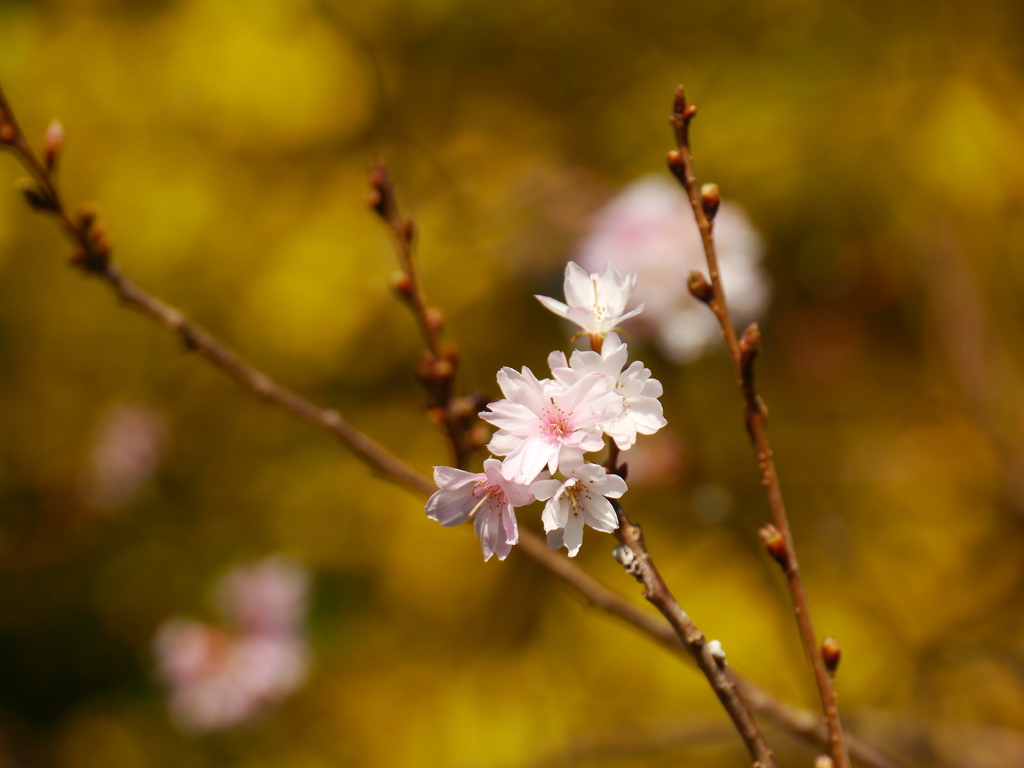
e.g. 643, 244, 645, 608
667, 84, 852, 768
611, 502, 778, 768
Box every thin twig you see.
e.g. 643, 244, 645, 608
0, 82, 895, 768
666, 84, 851, 768
610, 501, 778, 768
368, 159, 478, 468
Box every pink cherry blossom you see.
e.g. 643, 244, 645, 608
548, 332, 666, 450
481, 366, 619, 483
425, 458, 535, 561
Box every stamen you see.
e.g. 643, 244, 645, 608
467, 490, 492, 519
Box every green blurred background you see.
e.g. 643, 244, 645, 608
2, 0, 1024, 765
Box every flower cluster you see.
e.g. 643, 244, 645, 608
578, 176, 768, 362
426, 262, 666, 559
154, 557, 311, 732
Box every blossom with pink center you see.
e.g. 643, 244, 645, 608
481, 366, 619, 483
425, 458, 535, 561
549, 332, 667, 450
536, 261, 644, 337
530, 455, 627, 557
578, 176, 768, 361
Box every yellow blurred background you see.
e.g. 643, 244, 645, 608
2, 0, 1024, 765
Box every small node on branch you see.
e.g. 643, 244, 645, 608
815, 756, 836, 768
43, 119, 64, 170
612, 543, 643, 580
739, 322, 761, 372
431, 357, 455, 380
400, 216, 415, 245
0, 122, 16, 144
687, 271, 714, 304
15, 178, 57, 213
822, 636, 841, 675
425, 307, 445, 335
387, 270, 414, 302
700, 183, 721, 221
666, 149, 687, 184
426, 406, 446, 426
708, 639, 727, 669
669, 86, 698, 147
759, 524, 788, 567
466, 421, 490, 453
367, 159, 398, 223
450, 396, 478, 420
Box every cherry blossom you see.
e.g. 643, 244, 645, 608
531, 456, 627, 557
535, 261, 644, 337
578, 176, 768, 361
425, 458, 535, 561
481, 366, 619, 483
549, 332, 667, 450
154, 557, 311, 732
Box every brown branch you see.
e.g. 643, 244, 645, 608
0, 82, 897, 768
610, 502, 777, 768
368, 159, 477, 468
667, 84, 851, 768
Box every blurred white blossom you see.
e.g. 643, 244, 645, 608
154, 557, 311, 733
84, 404, 167, 510
578, 176, 769, 362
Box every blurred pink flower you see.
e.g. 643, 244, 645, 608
154, 557, 310, 733
578, 176, 769, 362
216, 557, 310, 635
84, 404, 167, 510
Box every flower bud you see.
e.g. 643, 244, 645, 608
739, 322, 761, 371
700, 183, 720, 220
0, 122, 16, 144
814, 756, 835, 768
466, 421, 490, 452
666, 149, 686, 182
44, 119, 64, 169
388, 271, 414, 301
822, 636, 841, 674
687, 271, 713, 304
425, 307, 444, 335
367, 160, 397, 221
758, 524, 788, 567
432, 358, 455, 380
400, 216, 415, 244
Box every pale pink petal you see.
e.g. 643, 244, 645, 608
563, 261, 595, 308
425, 486, 477, 526
562, 514, 585, 557
535, 294, 571, 319
585, 496, 620, 532
486, 430, 521, 457
433, 466, 477, 490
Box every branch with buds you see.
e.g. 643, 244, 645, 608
667, 85, 852, 768
0, 81, 898, 768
